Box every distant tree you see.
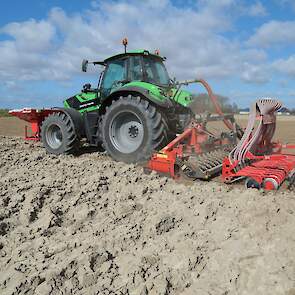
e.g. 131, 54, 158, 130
232, 102, 239, 114
189, 93, 238, 114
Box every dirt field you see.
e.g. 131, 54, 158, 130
0, 116, 295, 294
0, 117, 27, 137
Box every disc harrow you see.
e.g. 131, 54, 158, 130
179, 147, 234, 179
147, 115, 240, 180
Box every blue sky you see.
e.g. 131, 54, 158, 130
0, 0, 295, 109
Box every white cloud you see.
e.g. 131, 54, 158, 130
274, 0, 295, 11
1, 19, 55, 52
241, 62, 270, 84
0, 18, 62, 81
248, 20, 295, 47
273, 55, 295, 77
0, 0, 278, 87
248, 1, 267, 16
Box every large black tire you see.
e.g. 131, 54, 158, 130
101, 95, 170, 163
41, 112, 80, 155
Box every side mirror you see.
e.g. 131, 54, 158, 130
82, 59, 88, 72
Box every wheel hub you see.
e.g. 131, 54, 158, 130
46, 124, 63, 149
128, 125, 139, 138
110, 111, 144, 154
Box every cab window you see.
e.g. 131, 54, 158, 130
101, 59, 127, 96
143, 56, 169, 86
129, 56, 143, 81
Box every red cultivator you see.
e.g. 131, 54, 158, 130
147, 79, 242, 180
9, 108, 57, 140
222, 151, 295, 190
148, 114, 239, 180
222, 99, 295, 190
148, 98, 295, 190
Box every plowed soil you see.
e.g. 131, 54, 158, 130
0, 116, 295, 295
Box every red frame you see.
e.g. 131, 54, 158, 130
222, 145, 295, 190
148, 122, 232, 178
9, 108, 58, 140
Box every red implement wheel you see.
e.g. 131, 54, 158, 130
263, 178, 279, 190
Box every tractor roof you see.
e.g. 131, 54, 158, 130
104, 49, 165, 63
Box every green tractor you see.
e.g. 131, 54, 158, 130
41, 41, 235, 164
41, 45, 197, 163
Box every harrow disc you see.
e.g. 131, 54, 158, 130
179, 146, 234, 180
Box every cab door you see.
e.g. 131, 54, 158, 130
100, 58, 128, 98
128, 55, 143, 81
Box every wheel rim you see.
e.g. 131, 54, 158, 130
263, 178, 279, 190
46, 124, 63, 149
110, 111, 144, 154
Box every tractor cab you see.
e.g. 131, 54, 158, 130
82, 49, 170, 99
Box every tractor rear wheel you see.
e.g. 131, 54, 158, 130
101, 95, 170, 163
41, 112, 80, 155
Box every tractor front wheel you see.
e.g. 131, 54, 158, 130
41, 112, 80, 155
101, 95, 169, 163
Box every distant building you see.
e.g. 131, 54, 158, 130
239, 107, 250, 115
277, 112, 290, 116
277, 107, 291, 116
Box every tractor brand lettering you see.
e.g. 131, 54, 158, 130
80, 102, 95, 108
